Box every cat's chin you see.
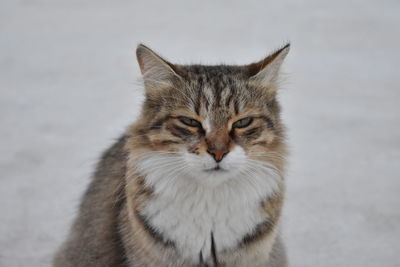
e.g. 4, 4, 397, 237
187, 167, 239, 187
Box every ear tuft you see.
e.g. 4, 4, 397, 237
248, 43, 290, 86
136, 44, 151, 75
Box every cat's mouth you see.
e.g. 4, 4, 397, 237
204, 165, 227, 172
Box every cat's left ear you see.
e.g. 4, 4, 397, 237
247, 43, 290, 87
136, 44, 180, 91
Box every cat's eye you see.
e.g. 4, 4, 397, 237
178, 117, 202, 128
232, 117, 253, 128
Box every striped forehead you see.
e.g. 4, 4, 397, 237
186, 69, 249, 117
199, 81, 240, 126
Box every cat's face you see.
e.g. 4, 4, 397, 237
132, 45, 288, 186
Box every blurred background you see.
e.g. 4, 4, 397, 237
1, 0, 399, 266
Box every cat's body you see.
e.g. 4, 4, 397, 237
54, 44, 290, 267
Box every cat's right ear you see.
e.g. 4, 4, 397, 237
247, 43, 290, 90
136, 44, 180, 90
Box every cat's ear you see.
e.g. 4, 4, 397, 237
136, 44, 180, 90
247, 43, 290, 87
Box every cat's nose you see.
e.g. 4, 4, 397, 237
207, 148, 229, 162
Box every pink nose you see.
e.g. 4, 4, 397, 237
207, 148, 229, 162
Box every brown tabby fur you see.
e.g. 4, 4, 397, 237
54, 43, 290, 267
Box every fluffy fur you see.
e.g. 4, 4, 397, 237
54, 43, 290, 267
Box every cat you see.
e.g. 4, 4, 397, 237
54, 43, 290, 267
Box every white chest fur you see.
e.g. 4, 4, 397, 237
134, 150, 281, 263
141, 181, 267, 262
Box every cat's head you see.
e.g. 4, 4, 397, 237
129, 44, 289, 187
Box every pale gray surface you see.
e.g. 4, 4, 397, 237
1, 0, 399, 266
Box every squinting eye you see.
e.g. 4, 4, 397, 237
178, 116, 202, 128
232, 117, 253, 128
